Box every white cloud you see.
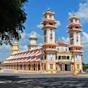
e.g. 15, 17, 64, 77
20, 31, 29, 39
21, 32, 26, 39
62, 37, 68, 43
37, 32, 44, 40
0, 44, 10, 50
56, 21, 61, 27
82, 32, 88, 39
81, 32, 88, 47
19, 31, 29, 51
19, 45, 28, 52
37, 24, 43, 29
75, 0, 88, 23
58, 37, 68, 43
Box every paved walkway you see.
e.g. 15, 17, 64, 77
0, 69, 88, 78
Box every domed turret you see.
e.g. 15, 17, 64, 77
41, 9, 58, 30
41, 9, 58, 45
29, 32, 37, 50
68, 14, 82, 32
11, 41, 19, 55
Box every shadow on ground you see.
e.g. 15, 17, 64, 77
0, 75, 88, 88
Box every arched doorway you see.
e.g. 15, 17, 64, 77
65, 64, 71, 71
38, 64, 40, 71
33, 64, 36, 71
28, 64, 30, 70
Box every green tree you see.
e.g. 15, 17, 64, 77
83, 63, 88, 71
0, 0, 27, 45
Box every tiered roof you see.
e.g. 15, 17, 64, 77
57, 41, 68, 46
3, 48, 44, 64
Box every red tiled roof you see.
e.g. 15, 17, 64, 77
69, 45, 83, 48
68, 23, 81, 28
57, 41, 68, 46
42, 19, 56, 24
4, 48, 44, 63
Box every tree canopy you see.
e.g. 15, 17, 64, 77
83, 63, 88, 71
0, 0, 27, 45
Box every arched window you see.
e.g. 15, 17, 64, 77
58, 56, 61, 60
24, 64, 26, 70
20, 65, 22, 70
33, 64, 36, 70
67, 56, 69, 59
28, 64, 30, 70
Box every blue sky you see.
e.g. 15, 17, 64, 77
0, 0, 88, 63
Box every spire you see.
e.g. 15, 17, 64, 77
29, 31, 37, 40
11, 41, 19, 55
41, 9, 58, 30
68, 13, 82, 33
29, 31, 37, 50
69, 13, 79, 21
43, 9, 55, 16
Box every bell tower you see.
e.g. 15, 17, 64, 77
29, 32, 37, 50
41, 9, 58, 73
68, 15, 83, 75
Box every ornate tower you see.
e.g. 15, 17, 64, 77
11, 41, 19, 55
68, 15, 83, 75
29, 32, 37, 50
41, 9, 58, 73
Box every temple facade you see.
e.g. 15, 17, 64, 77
2, 10, 83, 74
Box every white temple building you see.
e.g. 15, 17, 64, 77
2, 9, 83, 74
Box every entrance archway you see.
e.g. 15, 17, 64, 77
65, 64, 71, 71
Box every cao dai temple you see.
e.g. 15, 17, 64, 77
2, 10, 83, 75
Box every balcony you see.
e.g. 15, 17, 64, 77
56, 59, 72, 62
42, 24, 57, 29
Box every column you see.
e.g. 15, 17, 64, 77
35, 63, 37, 71
36, 62, 38, 71
30, 63, 32, 71
27, 64, 29, 70
28, 63, 30, 71
62, 64, 65, 71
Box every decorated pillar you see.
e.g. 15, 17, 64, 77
11, 41, 19, 55
29, 32, 37, 50
68, 14, 83, 75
